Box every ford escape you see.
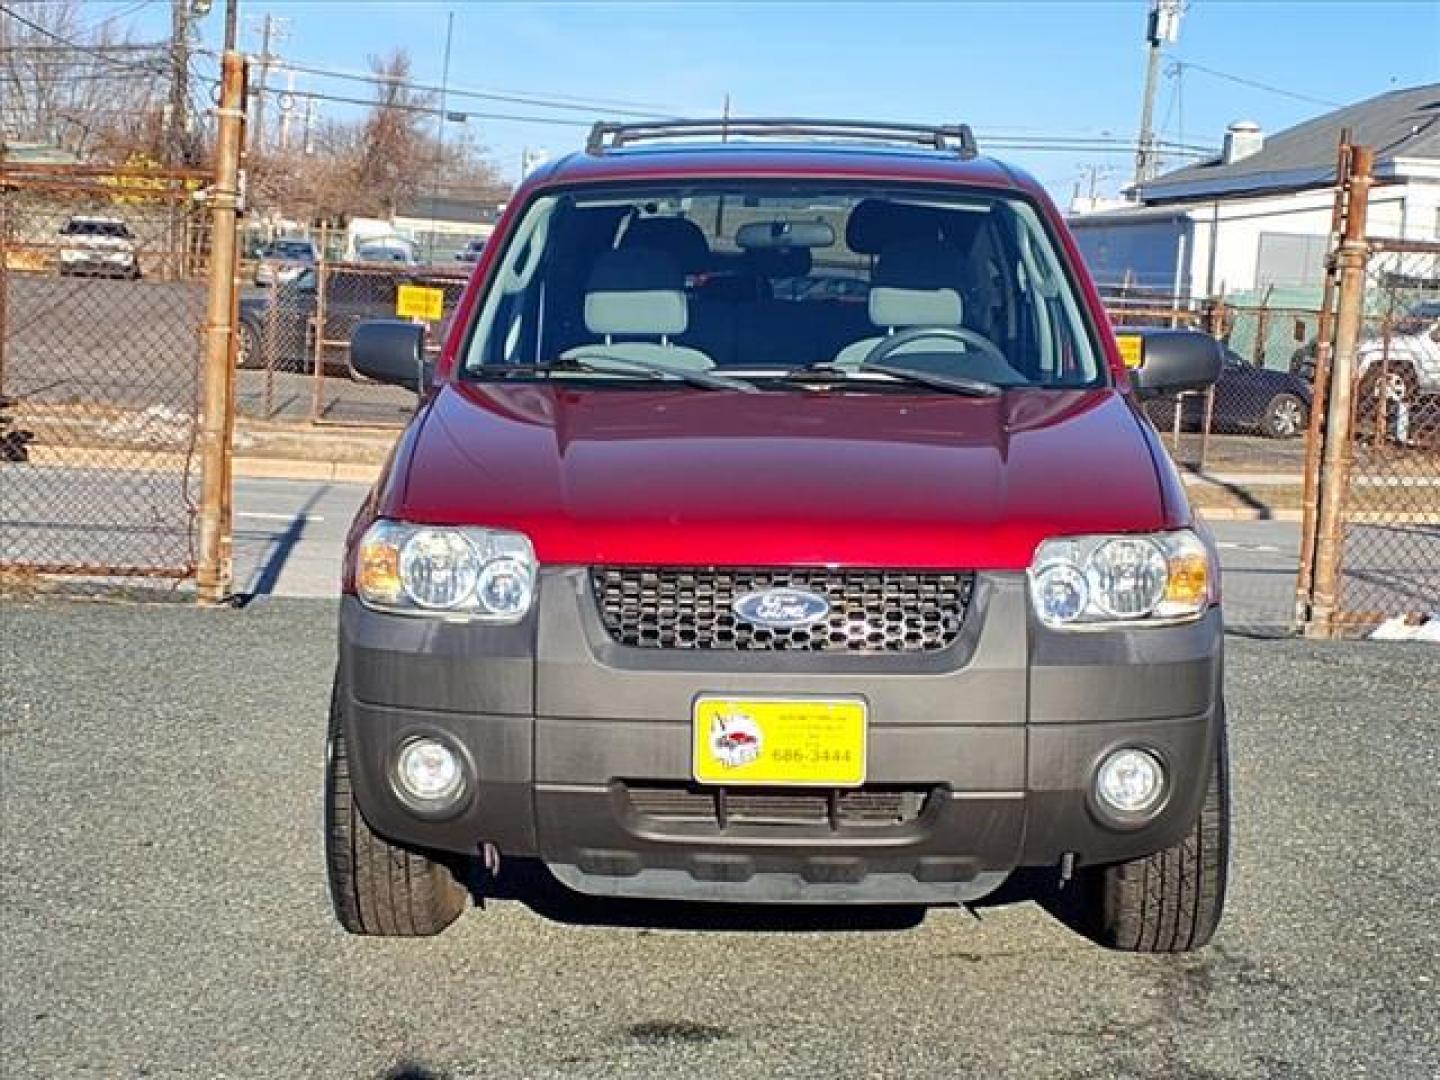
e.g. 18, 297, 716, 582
327, 119, 1229, 953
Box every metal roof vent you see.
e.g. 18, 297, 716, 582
1222, 120, 1264, 165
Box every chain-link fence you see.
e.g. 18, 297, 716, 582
1333, 243, 1440, 631
1103, 296, 1322, 473
1, 164, 211, 577
234, 259, 468, 426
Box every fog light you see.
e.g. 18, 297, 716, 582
1095, 748, 1166, 817
394, 737, 466, 805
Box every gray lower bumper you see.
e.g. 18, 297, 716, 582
337, 569, 1224, 905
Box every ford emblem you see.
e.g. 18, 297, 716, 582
732, 587, 831, 629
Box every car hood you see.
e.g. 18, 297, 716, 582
391, 382, 1172, 570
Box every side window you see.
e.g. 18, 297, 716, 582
471, 196, 557, 367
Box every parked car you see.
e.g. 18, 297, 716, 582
56, 215, 139, 279
355, 239, 418, 266
1355, 314, 1440, 406
455, 237, 488, 264
236, 268, 463, 372
330, 118, 1230, 954
1143, 347, 1312, 438
1290, 296, 1440, 400
254, 238, 318, 286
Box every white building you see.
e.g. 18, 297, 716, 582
1068, 83, 1440, 301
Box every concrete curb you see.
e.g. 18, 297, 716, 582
1195, 507, 1303, 522
27, 446, 384, 484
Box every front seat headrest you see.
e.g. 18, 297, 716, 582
584, 247, 688, 337
868, 240, 963, 327
618, 216, 711, 274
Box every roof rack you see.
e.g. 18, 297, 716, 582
585, 118, 979, 159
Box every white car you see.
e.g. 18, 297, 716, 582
1358, 315, 1440, 404
57, 216, 139, 279
254, 238, 318, 286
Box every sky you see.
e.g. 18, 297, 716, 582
85, 0, 1440, 198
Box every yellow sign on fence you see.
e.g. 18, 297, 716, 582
1114, 333, 1145, 369
396, 284, 445, 322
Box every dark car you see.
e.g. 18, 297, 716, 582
1145, 348, 1311, 438
237, 268, 464, 372
455, 237, 488, 264
329, 118, 1231, 956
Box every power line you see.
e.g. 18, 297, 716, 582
1173, 59, 1343, 109
248, 82, 596, 129
73, 0, 158, 36
0, 41, 169, 52
208, 51, 680, 119
0, 4, 167, 72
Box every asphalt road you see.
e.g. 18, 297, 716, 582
1, 598, 1437, 1078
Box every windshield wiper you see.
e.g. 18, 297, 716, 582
466, 357, 757, 392
552, 351, 759, 392
780, 361, 1004, 398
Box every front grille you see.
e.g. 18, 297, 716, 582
624, 783, 932, 830
591, 568, 973, 652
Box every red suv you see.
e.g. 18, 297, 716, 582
332, 119, 1228, 952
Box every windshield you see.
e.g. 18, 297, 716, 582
462, 182, 1102, 390
271, 241, 313, 258
62, 219, 131, 238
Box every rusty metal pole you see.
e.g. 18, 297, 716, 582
310, 257, 329, 421
1307, 145, 1373, 639
1295, 135, 1353, 627
0, 185, 9, 395
196, 50, 247, 604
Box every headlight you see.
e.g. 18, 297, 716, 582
1028, 529, 1212, 628
356, 520, 536, 620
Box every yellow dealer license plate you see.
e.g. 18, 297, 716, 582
692, 696, 867, 787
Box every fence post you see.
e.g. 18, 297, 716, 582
1296, 134, 1353, 627
1307, 145, 1373, 639
311, 256, 329, 422
0, 183, 9, 396
196, 50, 247, 604
263, 277, 278, 419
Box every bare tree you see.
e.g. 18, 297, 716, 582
351, 49, 435, 216
1, 0, 170, 161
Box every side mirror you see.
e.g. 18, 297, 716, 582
350, 319, 432, 392
1125, 329, 1224, 400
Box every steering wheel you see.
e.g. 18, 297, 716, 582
862, 326, 1009, 371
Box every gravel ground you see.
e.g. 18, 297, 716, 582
1, 597, 1437, 1079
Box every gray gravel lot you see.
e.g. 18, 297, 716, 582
2, 597, 1437, 1079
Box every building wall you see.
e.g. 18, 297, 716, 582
1068, 216, 1188, 294
1072, 180, 1424, 301
1187, 186, 1410, 297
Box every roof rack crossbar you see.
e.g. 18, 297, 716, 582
585, 118, 979, 159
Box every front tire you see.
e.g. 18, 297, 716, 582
236, 321, 261, 369
1261, 392, 1307, 439
324, 681, 471, 936
1051, 725, 1230, 953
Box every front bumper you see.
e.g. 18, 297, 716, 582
59, 250, 135, 274
336, 570, 1223, 904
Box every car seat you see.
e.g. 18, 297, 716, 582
561, 247, 714, 370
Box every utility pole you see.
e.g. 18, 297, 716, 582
1134, 0, 1182, 191
278, 68, 295, 151
168, 0, 190, 165
302, 96, 316, 155
249, 12, 284, 156
429, 10, 454, 262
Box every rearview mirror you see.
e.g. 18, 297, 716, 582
350, 320, 432, 392
1125, 329, 1224, 399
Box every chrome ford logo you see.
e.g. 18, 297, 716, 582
732, 588, 831, 629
